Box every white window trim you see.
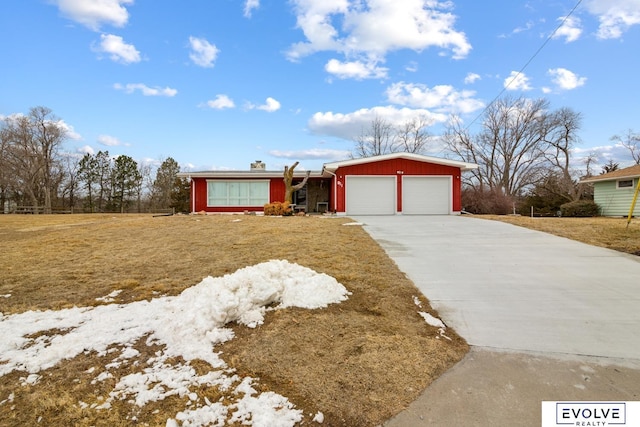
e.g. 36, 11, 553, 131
206, 180, 270, 207
616, 179, 635, 189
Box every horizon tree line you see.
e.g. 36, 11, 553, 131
2, 102, 639, 214
0, 107, 189, 214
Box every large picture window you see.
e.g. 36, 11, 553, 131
207, 181, 269, 206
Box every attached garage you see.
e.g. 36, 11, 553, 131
346, 176, 396, 215
402, 176, 451, 215
323, 153, 477, 216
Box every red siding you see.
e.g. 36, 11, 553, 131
333, 158, 462, 213
190, 177, 285, 213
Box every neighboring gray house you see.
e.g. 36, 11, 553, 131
581, 164, 640, 216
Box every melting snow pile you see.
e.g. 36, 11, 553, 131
0, 260, 350, 426
413, 295, 451, 341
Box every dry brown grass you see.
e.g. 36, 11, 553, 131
479, 215, 640, 256
0, 213, 468, 426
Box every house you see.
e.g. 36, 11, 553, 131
178, 154, 478, 215
580, 164, 640, 216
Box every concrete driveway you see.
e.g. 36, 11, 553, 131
352, 216, 640, 426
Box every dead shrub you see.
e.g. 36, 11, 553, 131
462, 187, 514, 214
263, 201, 292, 216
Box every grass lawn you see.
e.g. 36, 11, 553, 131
479, 215, 640, 256
0, 214, 468, 426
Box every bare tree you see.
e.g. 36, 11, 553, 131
0, 129, 13, 212
583, 152, 599, 178
136, 161, 152, 213
353, 115, 433, 158
444, 96, 554, 198
0, 107, 67, 213
543, 107, 584, 202
283, 161, 310, 204
353, 116, 395, 158
611, 129, 640, 165
395, 115, 432, 154
59, 154, 81, 211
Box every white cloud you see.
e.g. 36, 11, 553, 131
504, 71, 532, 91
405, 61, 419, 72
386, 82, 484, 114
548, 68, 587, 90
324, 58, 388, 80
244, 0, 260, 18
287, 0, 471, 73
97, 134, 127, 146
56, 120, 82, 140
77, 145, 95, 155
95, 34, 141, 64
188, 36, 219, 68
54, 0, 133, 31
114, 83, 178, 97
584, 0, 640, 39
572, 144, 637, 169
512, 20, 535, 35
268, 148, 351, 161
256, 97, 281, 112
552, 16, 582, 42
308, 105, 447, 140
205, 95, 235, 110
464, 72, 481, 84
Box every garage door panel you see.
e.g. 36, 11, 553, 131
346, 176, 395, 215
403, 176, 450, 215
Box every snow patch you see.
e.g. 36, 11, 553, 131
418, 311, 445, 329
0, 260, 350, 426
95, 289, 122, 303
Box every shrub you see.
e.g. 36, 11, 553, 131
263, 201, 293, 216
559, 199, 600, 217
461, 187, 514, 215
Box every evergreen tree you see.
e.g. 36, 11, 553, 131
170, 177, 191, 213
152, 157, 181, 209
111, 155, 141, 213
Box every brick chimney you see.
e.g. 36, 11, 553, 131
250, 160, 265, 171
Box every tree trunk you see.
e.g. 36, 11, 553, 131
283, 162, 310, 204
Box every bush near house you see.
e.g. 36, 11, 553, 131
559, 199, 600, 217
263, 201, 293, 216
462, 187, 513, 214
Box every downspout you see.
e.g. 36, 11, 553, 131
324, 168, 337, 213
189, 176, 195, 213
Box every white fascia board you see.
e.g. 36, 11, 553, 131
322, 153, 478, 172
177, 171, 325, 179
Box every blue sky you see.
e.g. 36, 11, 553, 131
2, 0, 639, 172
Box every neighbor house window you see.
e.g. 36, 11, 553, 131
207, 181, 269, 206
617, 179, 634, 189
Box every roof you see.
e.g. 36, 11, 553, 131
177, 170, 325, 179
580, 164, 640, 183
177, 153, 479, 179
322, 152, 478, 172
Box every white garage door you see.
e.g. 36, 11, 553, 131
346, 176, 396, 215
402, 176, 451, 215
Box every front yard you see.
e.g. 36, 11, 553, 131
0, 214, 467, 426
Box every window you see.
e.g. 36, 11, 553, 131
617, 179, 634, 189
207, 181, 269, 206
